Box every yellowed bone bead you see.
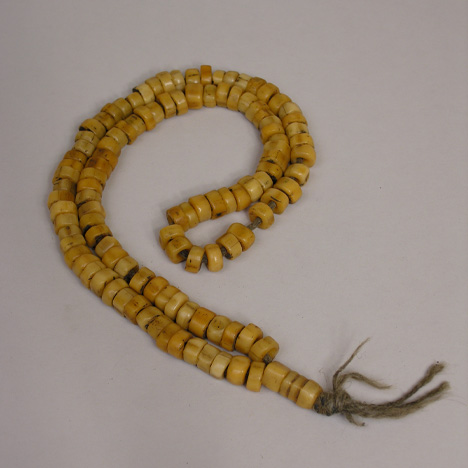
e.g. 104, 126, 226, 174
165, 236, 193, 264
237, 92, 258, 114
257, 83, 279, 103
229, 184, 251, 211
262, 362, 290, 393
256, 161, 283, 183
53, 179, 75, 194
113, 97, 133, 119
183, 337, 207, 365
156, 322, 182, 352
220, 321, 244, 352
239, 176, 264, 202
281, 111, 308, 128
188, 307, 216, 338
96, 136, 122, 156
248, 202, 275, 229
167, 70, 183, 90
54, 166, 81, 185
147, 314, 173, 341
114, 120, 138, 144
78, 200, 106, 218
54, 213, 79, 234
80, 118, 106, 139
166, 205, 190, 231
136, 306, 162, 330
95, 111, 116, 130
227, 223, 255, 251
203, 84, 217, 108
260, 122, 285, 144
185, 83, 204, 110
268, 93, 291, 115
245, 100, 269, 123
296, 380, 323, 409
95, 236, 120, 257
185, 246, 205, 274
210, 352, 232, 379
284, 163, 310, 185
101, 246, 128, 269
101, 102, 124, 122
90, 268, 119, 297
64, 245, 92, 269
274, 177, 302, 203
85, 156, 113, 179
252, 108, 274, 129
133, 83, 155, 104
159, 224, 185, 249
112, 287, 138, 315
185, 68, 200, 84
215, 82, 231, 108
176, 301, 199, 329
85, 224, 112, 248
226, 356, 251, 386
126, 91, 145, 109
60, 234, 86, 253
169, 90, 188, 115
200, 65, 212, 85
246, 361, 266, 392
179, 202, 199, 229
48, 190, 75, 209
133, 106, 157, 131
58, 158, 84, 173
80, 167, 107, 186
290, 132, 315, 148
223, 71, 239, 84
252, 171, 274, 192
246, 77, 267, 95
167, 329, 193, 359
143, 276, 169, 303
291, 144, 316, 167
80, 261, 106, 288
164, 291, 189, 320
260, 187, 289, 214
205, 190, 227, 218
114, 255, 139, 279
197, 344, 220, 373
101, 278, 128, 307
260, 149, 289, 173
206, 315, 231, 345
63, 148, 88, 165
157, 92, 177, 118
278, 101, 302, 119
129, 267, 155, 294
75, 130, 100, 146
146, 101, 165, 124
287, 375, 308, 402
279, 371, 300, 398
124, 294, 151, 324
154, 285, 180, 310
249, 336, 279, 363
92, 148, 118, 170
212, 69, 225, 84
285, 122, 309, 139
145, 76, 164, 96
155, 71, 175, 92
218, 187, 237, 214
216, 233, 242, 260
235, 323, 263, 355
77, 211, 103, 234
58, 224, 82, 241
204, 244, 223, 272
226, 85, 244, 111
49, 201, 77, 223
188, 195, 211, 222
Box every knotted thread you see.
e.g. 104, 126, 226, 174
313, 339, 449, 426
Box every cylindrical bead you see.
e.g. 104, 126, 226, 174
226, 356, 251, 386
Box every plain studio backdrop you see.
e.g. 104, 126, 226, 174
1, 1, 467, 467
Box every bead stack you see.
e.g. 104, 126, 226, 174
49, 66, 323, 414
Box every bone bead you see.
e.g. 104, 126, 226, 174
197, 344, 220, 373
90, 268, 119, 297
296, 380, 323, 409
290, 132, 315, 148
165, 236, 193, 263
166, 205, 190, 231
260, 187, 289, 214
64, 245, 92, 269
53, 179, 75, 194
248, 202, 275, 229
113, 287, 138, 315
279, 371, 300, 398
114, 255, 139, 280
176, 301, 199, 329
257, 83, 279, 103
287, 375, 308, 403
185, 83, 204, 110
229, 184, 251, 211
85, 156, 113, 179
96, 136, 121, 156
143, 276, 169, 303
248, 336, 279, 363
237, 92, 258, 114
204, 244, 223, 272
285, 122, 309, 139
95, 236, 120, 257
156, 322, 182, 352
274, 177, 302, 203
189, 195, 211, 222
252, 108, 273, 128
205, 190, 227, 218
136, 306, 162, 330
146, 101, 165, 124
183, 337, 207, 365
85, 224, 113, 248
95, 109, 117, 129
128, 267, 155, 295
112, 119, 139, 145
206, 315, 231, 345
226, 356, 251, 386
235, 323, 263, 355
48, 190, 75, 209
74, 139, 96, 158
63, 148, 89, 165
210, 352, 232, 379
268, 93, 291, 115
223, 71, 239, 84
123, 294, 151, 324
245, 100, 269, 123
133, 105, 157, 131
291, 144, 316, 167
167, 329, 193, 359
185, 68, 200, 84
262, 362, 290, 393
101, 102, 124, 122
154, 285, 180, 310
145, 76, 164, 96
218, 187, 237, 214
246, 77, 267, 95
200, 65, 212, 85
260, 122, 285, 143
164, 291, 189, 320
54, 166, 81, 185
126, 91, 145, 109
246, 361, 266, 392
216, 232, 242, 260
101, 278, 128, 306
252, 171, 274, 191
203, 84, 217, 107
54, 213, 79, 234
278, 101, 302, 119
227, 223, 255, 251
256, 161, 283, 183
170, 90, 188, 115
155, 71, 175, 92
239, 176, 263, 202
112, 98, 133, 119
80, 118, 106, 139
50, 201, 77, 223
159, 224, 185, 249
71, 253, 100, 277
147, 314, 173, 341
92, 148, 119, 170
101, 246, 129, 269
215, 82, 231, 108
60, 234, 86, 253
188, 307, 216, 338
80, 261, 106, 288
133, 83, 155, 104
156, 92, 177, 118
58, 224, 82, 241
212, 70, 225, 84
226, 85, 244, 111
185, 246, 205, 274
284, 163, 310, 185
220, 321, 244, 352
78, 200, 106, 218
179, 202, 199, 229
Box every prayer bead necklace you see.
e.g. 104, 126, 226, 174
49, 65, 448, 425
